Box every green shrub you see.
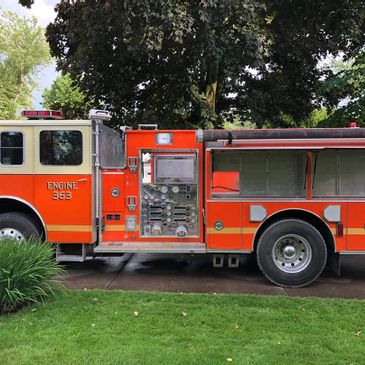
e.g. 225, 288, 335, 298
0, 238, 64, 314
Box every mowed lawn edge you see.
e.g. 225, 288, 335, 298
1, 290, 364, 365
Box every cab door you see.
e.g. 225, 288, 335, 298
33, 124, 95, 243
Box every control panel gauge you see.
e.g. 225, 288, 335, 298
141, 183, 198, 237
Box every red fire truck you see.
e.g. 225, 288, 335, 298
1, 109, 365, 287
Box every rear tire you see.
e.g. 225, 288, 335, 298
0, 212, 41, 241
256, 219, 327, 287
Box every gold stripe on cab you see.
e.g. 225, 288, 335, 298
347, 228, 365, 235
47, 225, 92, 232
104, 225, 126, 232
207, 226, 365, 236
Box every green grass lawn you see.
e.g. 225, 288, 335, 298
1, 291, 365, 365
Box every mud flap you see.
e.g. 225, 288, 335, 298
327, 251, 341, 276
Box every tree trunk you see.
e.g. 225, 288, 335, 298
204, 61, 218, 112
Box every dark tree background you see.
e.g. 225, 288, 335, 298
46, 0, 268, 128
19, 0, 365, 129
243, 0, 365, 127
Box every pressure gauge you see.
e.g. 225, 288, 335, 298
161, 186, 168, 194
166, 204, 172, 210
172, 186, 179, 194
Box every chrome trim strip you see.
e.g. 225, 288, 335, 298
207, 199, 365, 203
206, 139, 365, 150
0, 195, 47, 240
340, 251, 365, 255
207, 249, 251, 253
94, 121, 102, 242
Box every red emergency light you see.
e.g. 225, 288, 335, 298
348, 122, 359, 128
21, 110, 64, 120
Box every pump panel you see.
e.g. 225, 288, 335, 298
140, 152, 199, 238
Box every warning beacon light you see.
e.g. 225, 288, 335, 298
348, 121, 359, 128
21, 110, 64, 120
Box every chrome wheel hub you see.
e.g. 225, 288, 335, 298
283, 245, 296, 258
0, 228, 24, 241
272, 234, 312, 273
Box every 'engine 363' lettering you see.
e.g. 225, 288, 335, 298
52, 191, 72, 200
47, 182, 78, 190
47, 182, 78, 200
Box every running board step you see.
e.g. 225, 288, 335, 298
94, 242, 206, 254
56, 243, 90, 262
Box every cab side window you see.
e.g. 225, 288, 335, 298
40, 130, 82, 166
0, 131, 24, 165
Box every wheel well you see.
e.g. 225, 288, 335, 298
253, 209, 335, 252
0, 198, 46, 239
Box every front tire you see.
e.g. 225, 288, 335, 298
256, 219, 327, 287
0, 212, 41, 241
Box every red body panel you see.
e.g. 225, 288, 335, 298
102, 171, 126, 241
346, 203, 365, 250
0, 174, 93, 243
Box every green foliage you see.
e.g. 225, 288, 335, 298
319, 52, 365, 127
222, 112, 256, 129
18, 1, 365, 127
44, 0, 365, 129
43, 73, 93, 119
0, 10, 51, 119
0, 238, 63, 315
243, 0, 365, 127
46, 0, 267, 129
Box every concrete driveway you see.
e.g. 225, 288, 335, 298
59, 253, 365, 299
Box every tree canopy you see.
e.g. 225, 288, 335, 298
318, 53, 365, 127
244, 0, 365, 127
0, 10, 51, 119
43, 73, 92, 119
47, 0, 268, 128
40, 0, 365, 128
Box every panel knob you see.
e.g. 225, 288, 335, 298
176, 225, 188, 238
151, 224, 162, 236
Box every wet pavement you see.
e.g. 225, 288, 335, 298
58, 253, 365, 299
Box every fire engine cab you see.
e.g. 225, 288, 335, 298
2, 109, 365, 287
